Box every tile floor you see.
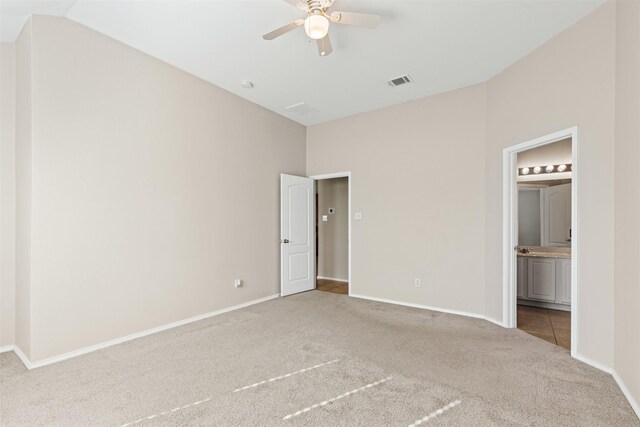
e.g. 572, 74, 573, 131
316, 279, 348, 295
517, 305, 571, 350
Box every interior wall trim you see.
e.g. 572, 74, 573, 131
0, 345, 15, 353
350, 294, 619, 377
349, 293, 505, 327
12, 345, 30, 368
612, 370, 640, 420
7, 293, 280, 370
316, 276, 348, 283
572, 352, 612, 374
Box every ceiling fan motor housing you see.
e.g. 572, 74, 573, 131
262, 0, 380, 56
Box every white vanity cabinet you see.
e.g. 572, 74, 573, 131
518, 256, 571, 308
556, 259, 572, 305
527, 258, 557, 302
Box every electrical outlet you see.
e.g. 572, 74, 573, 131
234, 279, 242, 288
414, 278, 421, 288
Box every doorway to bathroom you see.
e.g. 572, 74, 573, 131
503, 127, 578, 355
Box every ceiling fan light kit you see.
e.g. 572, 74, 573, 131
304, 14, 329, 39
263, 0, 381, 56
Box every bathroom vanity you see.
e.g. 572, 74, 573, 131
517, 246, 571, 311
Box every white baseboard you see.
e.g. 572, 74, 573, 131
612, 370, 640, 420
11, 293, 280, 370
0, 345, 15, 353
572, 352, 612, 374
350, 293, 504, 326
483, 316, 506, 327
317, 276, 348, 283
12, 345, 31, 368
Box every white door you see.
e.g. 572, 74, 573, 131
542, 183, 571, 246
280, 174, 315, 296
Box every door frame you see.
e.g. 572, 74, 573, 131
309, 172, 352, 296
503, 126, 578, 357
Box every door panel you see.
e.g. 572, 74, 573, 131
527, 258, 556, 302
542, 183, 571, 246
288, 252, 310, 281
281, 174, 315, 296
556, 259, 572, 305
288, 185, 310, 245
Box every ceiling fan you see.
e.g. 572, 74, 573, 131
263, 0, 381, 57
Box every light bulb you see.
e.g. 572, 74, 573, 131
546, 165, 554, 173
558, 164, 567, 172
521, 167, 530, 175
304, 14, 329, 40
533, 166, 542, 174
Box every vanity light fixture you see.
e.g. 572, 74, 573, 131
518, 163, 572, 176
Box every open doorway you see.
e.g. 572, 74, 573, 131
312, 173, 350, 296
503, 127, 578, 356
516, 138, 572, 349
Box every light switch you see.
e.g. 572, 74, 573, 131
354, 212, 362, 220
322, 215, 328, 222
328, 208, 335, 214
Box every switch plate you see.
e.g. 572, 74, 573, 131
328, 208, 335, 214
354, 212, 362, 220
322, 215, 328, 222
234, 279, 242, 288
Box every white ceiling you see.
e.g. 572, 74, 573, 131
1, 0, 606, 125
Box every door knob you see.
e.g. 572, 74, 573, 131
282, 239, 289, 244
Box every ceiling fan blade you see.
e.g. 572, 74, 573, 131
317, 35, 333, 57
329, 11, 381, 28
282, 0, 309, 11
263, 19, 305, 40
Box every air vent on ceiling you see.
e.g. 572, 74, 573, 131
387, 75, 413, 87
285, 102, 318, 116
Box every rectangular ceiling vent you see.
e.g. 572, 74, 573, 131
387, 75, 413, 87
285, 102, 318, 116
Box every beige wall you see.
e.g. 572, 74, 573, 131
517, 138, 572, 168
21, 16, 305, 362
308, 84, 487, 316
308, 2, 618, 371
1, 43, 16, 348
614, 0, 640, 412
2, 7, 637, 414
15, 19, 32, 357
485, 1, 616, 367
317, 177, 348, 281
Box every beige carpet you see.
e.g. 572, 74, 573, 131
1, 291, 638, 426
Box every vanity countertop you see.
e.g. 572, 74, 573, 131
517, 246, 571, 259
